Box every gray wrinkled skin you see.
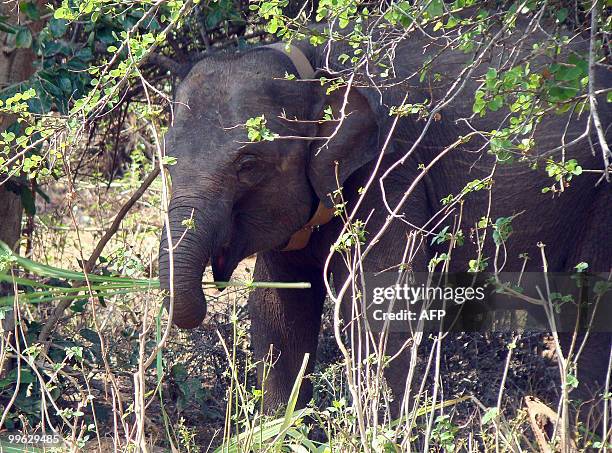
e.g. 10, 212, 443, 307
158, 21, 611, 414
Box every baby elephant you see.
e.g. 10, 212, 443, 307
158, 19, 611, 424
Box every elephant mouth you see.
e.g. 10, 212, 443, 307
212, 246, 239, 283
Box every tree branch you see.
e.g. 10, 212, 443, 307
94, 41, 192, 79
588, 0, 611, 182
38, 167, 161, 342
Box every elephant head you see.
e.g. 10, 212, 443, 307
158, 46, 383, 328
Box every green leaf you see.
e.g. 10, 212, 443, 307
574, 262, 588, 272
431, 225, 450, 245
59, 77, 72, 93
74, 47, 93, 61
272, 353, 310, 452
0, 368, 36, 387
53, 6, 74, 19
566, 373, 579, 389
556, 64, 584, 82
446, 14, 459, 28
473, 91, 486, 115
469, 258, 487, 272
19, 2, 40, 20
488, 95, 504, 112
162, 156, 177, 166
426, 0, 444, 18
15, 27, 32, 48
69, 298, 88, 312
594, 280, 612, 296
48, 18, 68, 38
547, 81, 580, 102
213, 408, 315, 453
20, 188, 36, 216
555, 8, 568, 24
481, 407, 499, 425
492, 216, 513, 245
206, 9, 222, 29
40, 78, 62, 98
171, 363, 188, 381
267, 17, 279, 33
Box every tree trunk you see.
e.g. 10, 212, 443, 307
0, 2, 44, 250
0, 186, 22, 250
0, 1, 45, 376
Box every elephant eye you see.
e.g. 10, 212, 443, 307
236, 154, 259, 172
236, 154, 263, 184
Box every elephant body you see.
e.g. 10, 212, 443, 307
158, 19, 611, 415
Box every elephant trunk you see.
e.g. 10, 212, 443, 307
158, 196, 219, 329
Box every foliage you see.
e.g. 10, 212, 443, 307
0, 0, 610, 450
245, 115, 279, 142
0, 0, 261, 190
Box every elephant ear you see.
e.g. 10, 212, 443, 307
307, 71, 396, 208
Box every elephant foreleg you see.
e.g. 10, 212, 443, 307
560, 186, 612, 429
247, 251, 326, 412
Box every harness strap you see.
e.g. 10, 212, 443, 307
281, 202, 335, 251
264, 43, 316, 79
264, 44, 335, 251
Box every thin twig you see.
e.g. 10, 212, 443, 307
588, 0, 611, 181
37, 167, 160, 343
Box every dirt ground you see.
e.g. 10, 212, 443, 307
21, 178, 569, 450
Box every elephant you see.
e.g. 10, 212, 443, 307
158, 17, 611, 419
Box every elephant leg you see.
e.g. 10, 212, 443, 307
560, 187, 611, 428
327, 235, 433, 419
248, 251, 325, 411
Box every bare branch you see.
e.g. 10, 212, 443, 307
588, 0, 611, 181
37, 167, 160, 343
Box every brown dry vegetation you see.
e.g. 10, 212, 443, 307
17, 174, 567, 450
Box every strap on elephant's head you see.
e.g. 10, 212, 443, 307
264, 43, 315, 79
281, 201, 335, 251
264, 43, 335, 251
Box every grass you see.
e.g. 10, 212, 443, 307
0, 240, 310, 308
0, 175, 608, 452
